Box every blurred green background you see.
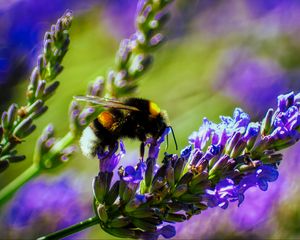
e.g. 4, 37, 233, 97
1, 0, 300, 239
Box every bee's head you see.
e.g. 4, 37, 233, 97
148, 102, 177, 150
148, 101, 170, 123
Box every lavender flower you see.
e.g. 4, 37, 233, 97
88, 91, 300, 239
0, 10, 73, 171
107, 0, 174, 98
0, 173, 92, 240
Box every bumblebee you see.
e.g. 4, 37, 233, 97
74, 95, 177, 159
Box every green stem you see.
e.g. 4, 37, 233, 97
0, 164, 40, 204
37, 216, 100, 240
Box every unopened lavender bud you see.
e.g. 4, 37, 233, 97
165, 213, 186, 222
278, 92, 294, 111
225, 132, 241, 155
97, 204, 108, 223
62, 10, 73, 29
29, 105, 48, 119
50, 24, 56, 34
145, 158, 155, 187
26, 99, 44, 115
7, 104, 18, 129
44, 31, 52, 42
179, 193, 202, 203
69, 101, 81, 134
261, 108, 274, 136
137, 4, 152, 25
251, 137, 270, 158
236, 160, 261, 172
131, 218, 156, 232
208, 155, 230, 179
230, 139, 247, 158
53, 63, 63, 76
122, 186, 135, 203
115, 70, 128, 87
189, 148, 203, 166
151, 177, 165, 192
106, 227, 136, 239
116, 39, 132, 68
190, 172, 208, 188
1, 111, 9, 129
125, 198, 143, 212
20, 125, 36, 138
61, 145, 76, 158
35, 80, 46, 99
172, 184, 187, 198
34, 124, 54, 163
55, 19, 63, 35
79, 107, 95, 126
135, 31, 146, 46
105, 180, 120, 206
149, 19, 159, 29
93, 174, 106, 203
29, 67, 40, 87
109, 217, 130, 228
149, 33, 164, 47
88, 77, 105, 97
0, 126, 3, 141
43, 124, 54, 138
177, 172, 193, 185
129, 54, 152, 78
43, 81, 59, 100
0, 160, 9, 172
45, 137, 56, 149
44, 39, 52, 59
13, 117, 33, 139
37, 55, 45, 76
166, 162, 174, 187
6, 154, 26, 163
172, 158, 184, 183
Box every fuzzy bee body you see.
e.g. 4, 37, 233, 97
76, 96, 169, 159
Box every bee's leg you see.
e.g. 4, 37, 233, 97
140, 142, 145, 161
96, 145, 104, 156
108, 142, 118, 156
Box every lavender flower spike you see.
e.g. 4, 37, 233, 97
0, 11, 73, 171
89, 91, 300, 239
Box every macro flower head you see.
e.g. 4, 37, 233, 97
89, 92, 300, 239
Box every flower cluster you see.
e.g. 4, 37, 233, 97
91, 91, 300, 239
0, 10, 72, 172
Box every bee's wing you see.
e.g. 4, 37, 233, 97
73, 95, 140, 111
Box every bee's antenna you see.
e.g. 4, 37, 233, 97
166, 132, 169, 150
169, 126, 178, 150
